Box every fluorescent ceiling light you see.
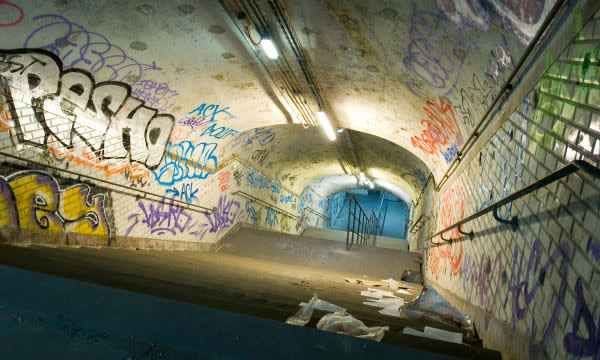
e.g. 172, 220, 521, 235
317, 111, 336, 141
260, 39, 279, 59
337, 128, 344, 133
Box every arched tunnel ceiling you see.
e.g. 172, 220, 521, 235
0, 0, 556, 194
217, 124, 429, 199
284, 0, 555, 179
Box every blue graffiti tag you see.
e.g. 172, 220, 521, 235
165, 183, 198, 203
201, 123, 239, 139
229, 128, 275, 149
280, 193, 294, 204
189, 103, 233, 122
245, 201, 258, 225
247, 170, 281, 194
413, 168, 428, 186
153, 141, 218, 186
265, 207, 279, 229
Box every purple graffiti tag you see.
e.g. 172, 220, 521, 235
563, 278, 599, 358
178, 115, 213, 131
587, 235, 600, 262
402, 3, 479, 96
24, 14, 161, 82
126, 197, 192, 236
503, 239, 570, 355
131, 79, 179, 113
204, 194, 243, 235
563, 235, 600, 358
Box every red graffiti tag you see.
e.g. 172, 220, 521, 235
429, 185, 465, 280
0, 1, 24, 27
411, 98, 464, 159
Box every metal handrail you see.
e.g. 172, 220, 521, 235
429, 160, 600, 243
232, 191, 299, 220
0, 150, 213, 213
303, 206, 329, 221
346, 195, 379, 250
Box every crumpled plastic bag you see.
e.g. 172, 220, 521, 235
316, 312, 389, 342
286, 294, 319, 326
404, 286, 471, 330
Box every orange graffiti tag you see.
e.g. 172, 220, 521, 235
429, 185, 465, 280
218, 171, 231, 192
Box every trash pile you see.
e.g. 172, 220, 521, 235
285, 275, 473, 344
285, 294, 389, 342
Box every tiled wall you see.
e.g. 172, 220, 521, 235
423, 9, 600, 360
0, 52, 327, 249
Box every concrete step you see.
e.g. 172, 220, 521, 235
301, 226, 409, 251
218, 227, 419, 280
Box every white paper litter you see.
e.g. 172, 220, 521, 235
402, 326, 463, 344
362, 297, 405, 317
299, 299, 346, 313
396, 289, 411, 295
368, 288, 397, 297
378, 307, 403, 317
381, 278, 399, 290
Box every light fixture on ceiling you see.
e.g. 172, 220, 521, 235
317, 111, 336, 141
260, 35, 279, 59
337, 128, 344, 133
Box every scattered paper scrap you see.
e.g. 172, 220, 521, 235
403, 326, 463, 344
396, 289, 411, 295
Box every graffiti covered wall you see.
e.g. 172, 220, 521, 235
423, 11, 600, 360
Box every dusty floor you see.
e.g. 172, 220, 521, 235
0, 243, 500, 359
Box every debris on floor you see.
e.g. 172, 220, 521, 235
286, 294, 319, 326
401, 270, 423, 284
396, 289, 411, 295
381, 278, 399, 290
403, 326, 463, 344
361, 288, 397, 299
299, 299, 346, 313
287, 294, 348, 326
344, 277, 382, 287
317, 312, 389, 342
361, 288, 404, 317
403, 286, 473, 331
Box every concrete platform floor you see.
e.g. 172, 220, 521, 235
0, 243, 500, 359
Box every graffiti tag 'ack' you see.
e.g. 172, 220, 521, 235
0, 49, 175, 178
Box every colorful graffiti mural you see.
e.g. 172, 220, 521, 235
0, 170, 110, 237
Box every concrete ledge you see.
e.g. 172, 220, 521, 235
0, 227, 66, 246
427, 280, 532, 360
0, 222, 248, 252
111, 236, 214, 251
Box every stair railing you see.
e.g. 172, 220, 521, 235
428, 160, 600, 245
346, 195, 380, 250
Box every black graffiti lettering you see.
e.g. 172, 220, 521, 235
0, 49, 175, 172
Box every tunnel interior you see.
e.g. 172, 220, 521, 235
0, 0, 599, 359
327, 189, 409, 240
